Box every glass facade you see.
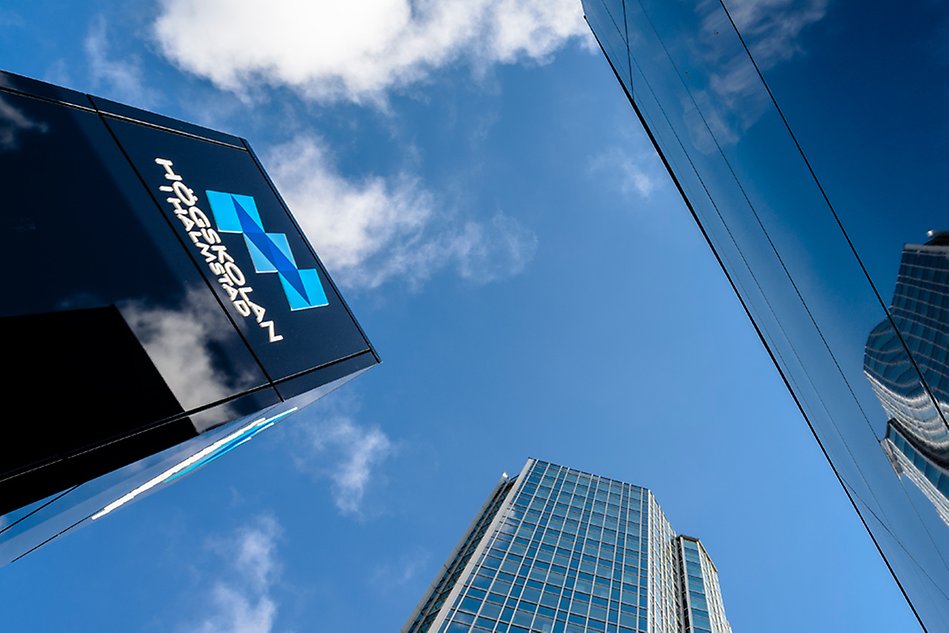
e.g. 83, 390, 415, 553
581, 1, 949, 630
403, 459, 732, 633
0, 70, 378, 563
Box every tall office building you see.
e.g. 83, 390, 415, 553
583, 0, 949, 629
403, 459, 731, 633
865, 232, 949, 524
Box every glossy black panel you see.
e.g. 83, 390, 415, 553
0, 69, 91, 109
274, 351, 378, 402
88, 94, 243, 148
0, 68, 377, 563
188, 385, 282, 433
102, 115, 373, 381
0, 307, 185, 494
0, 86, 267, 515
0, 88, 269, 410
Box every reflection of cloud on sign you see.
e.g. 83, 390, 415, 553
120, 289, 257, 413
0, 96, 46, 151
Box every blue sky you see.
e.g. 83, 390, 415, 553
0, 1, 923, 631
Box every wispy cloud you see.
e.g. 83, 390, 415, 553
153, 0, 591, 105
266, 136, 537, 290
370, 546, 432, 589
588, 146, 665, 199
85, 15, 156, 107
288, 397, 395, 517
306, 416, 393, 517
190, 516, 281, 633
719, 0, 829, 66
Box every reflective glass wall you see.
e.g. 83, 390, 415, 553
582, 1, 949, 630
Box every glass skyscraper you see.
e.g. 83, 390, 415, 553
403, 458, 731, 633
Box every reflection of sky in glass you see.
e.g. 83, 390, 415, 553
583, 0, 949, 628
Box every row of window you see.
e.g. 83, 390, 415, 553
446, 595, 648, 633
510, 507, 644, 536
503, 518, 645, 554
518, 478, 644, 509
488, 527, 648, 586
507, 516, 645, 549
459, 582, 645, 619
519, 485, 644, 516
528, 461, 646, 497
475, 550, 648, 605
514, 500, 644, 527
506, 521, 645, 554
443, 610, 645, 633
465, 565, 649, 612
492, 541, 645, 577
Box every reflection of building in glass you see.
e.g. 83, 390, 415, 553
403, 458, 731, 633
882, 422, 949, 525
583, 0, 949, 628
865, 232, 949, 523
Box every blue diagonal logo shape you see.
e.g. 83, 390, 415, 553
205, 190, 329, 311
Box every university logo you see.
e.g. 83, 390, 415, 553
205, 190, 329, 311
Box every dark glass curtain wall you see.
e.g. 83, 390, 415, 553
582, 0, 949, 630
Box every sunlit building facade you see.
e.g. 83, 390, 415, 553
403, 459, 731, 633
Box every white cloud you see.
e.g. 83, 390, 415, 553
285, 395, 395, 517
191, 516, 281, 633
197, 585, 276, 633
302, 414, 394, 516
589, 146, 664, 199
84, 16, 156, 107
266, 136, 537, 289
153, 0, 591, 104
370, 546, 432, 589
